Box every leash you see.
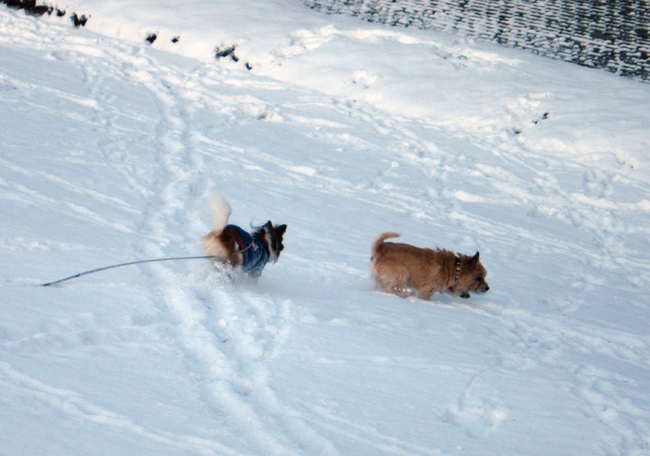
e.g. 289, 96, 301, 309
40, 255, 217, 287
40, 243, 256, 287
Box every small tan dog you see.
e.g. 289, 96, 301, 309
370, 232, 489, 300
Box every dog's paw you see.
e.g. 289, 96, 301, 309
390, 286, 415, 298
461, 292, 471, 299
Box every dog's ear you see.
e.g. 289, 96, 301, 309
469, 252, 480, 265
275, 224, 287, 235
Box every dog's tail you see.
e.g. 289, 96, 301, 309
371, 232, 400, 255
209, 192, 232, 233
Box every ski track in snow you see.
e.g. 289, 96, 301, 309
1, 8, 650, 455
94, 40, 341, 454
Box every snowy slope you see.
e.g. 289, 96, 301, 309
1, 3, 650, 456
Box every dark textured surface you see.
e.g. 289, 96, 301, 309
304, 0, 650, 81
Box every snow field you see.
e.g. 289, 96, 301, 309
1, 4, 650, 455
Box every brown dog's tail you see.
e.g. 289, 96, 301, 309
371, 232, 400, 255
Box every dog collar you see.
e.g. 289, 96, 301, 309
449, 254, 461, 292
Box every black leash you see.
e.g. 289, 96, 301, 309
40, 240, 259, 287
40, 255, 217, 287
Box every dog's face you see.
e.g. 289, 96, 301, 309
457, 252, 489, 298
265, 221, 287, 262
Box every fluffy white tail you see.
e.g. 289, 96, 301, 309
209, 192, 232, 233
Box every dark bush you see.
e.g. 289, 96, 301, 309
215, 44, 238, 62
70, 12, 89, 27
1, 0, 49, 16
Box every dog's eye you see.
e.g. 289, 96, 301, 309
476, 277, 483, 282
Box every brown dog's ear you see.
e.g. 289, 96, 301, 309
469, 252, 480, 264
275, 224, 287, 235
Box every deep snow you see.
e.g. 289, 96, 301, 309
1, 2, 650, 455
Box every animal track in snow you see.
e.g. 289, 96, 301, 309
442, 369, 509, 438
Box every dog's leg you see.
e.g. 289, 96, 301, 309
369, 258, 384, 291
370, 260, 391, 292
383, 266, 412, 298
372, 275, 390, 293
416, 287, 435, 301
370, 270, 383, 291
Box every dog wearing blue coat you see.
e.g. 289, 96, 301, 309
202, 194, 286, 278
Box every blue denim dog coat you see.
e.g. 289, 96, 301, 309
224, 225, 270, 277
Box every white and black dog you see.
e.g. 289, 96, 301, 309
202, 194, 286, 278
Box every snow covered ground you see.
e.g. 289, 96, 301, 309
1, 1, 650, 455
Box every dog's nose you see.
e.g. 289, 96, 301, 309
485, 285, 490, 292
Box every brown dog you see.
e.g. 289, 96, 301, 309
202, 193, 286, 278
370, 232, 489, 300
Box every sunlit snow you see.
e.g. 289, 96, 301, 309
1, 2, 650, 455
